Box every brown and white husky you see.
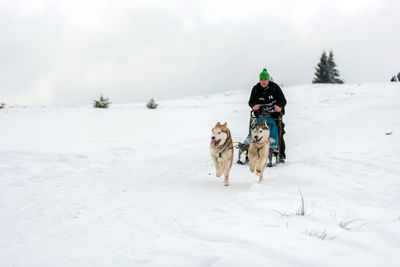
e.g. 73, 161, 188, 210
248, 120, 271, 182
210, 122, 233, 186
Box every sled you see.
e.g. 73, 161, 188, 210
236, 102, 283, 167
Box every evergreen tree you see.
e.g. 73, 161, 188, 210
313, 51, 329, 83
313, 50, 343, 84
93, 94, 111, 108
327, 50, 343, 83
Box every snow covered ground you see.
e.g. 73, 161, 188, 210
1, 82, 400, 266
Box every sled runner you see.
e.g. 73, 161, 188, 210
236, 102, 283, 167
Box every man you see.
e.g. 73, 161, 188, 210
248, 68, 287, 162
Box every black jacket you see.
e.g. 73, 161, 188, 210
248, 81, 287, 117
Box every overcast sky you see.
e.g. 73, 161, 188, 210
1, 0, 399, 106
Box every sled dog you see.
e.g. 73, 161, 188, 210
210, 122, 233, 186
248, 120, 271, 182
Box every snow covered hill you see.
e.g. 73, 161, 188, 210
1, 82, 400, 266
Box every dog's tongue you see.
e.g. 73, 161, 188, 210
212, 139, 221, 146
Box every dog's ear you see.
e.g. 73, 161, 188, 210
222, 122, 227, 127
263, 119, 268, 128
216, 122, 221, 127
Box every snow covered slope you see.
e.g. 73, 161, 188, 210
1, 82, 399, 266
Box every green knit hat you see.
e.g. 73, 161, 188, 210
259, 68, 270, 80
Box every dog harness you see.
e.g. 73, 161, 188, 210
217, 143, 232, 158
257, 146, 263, 158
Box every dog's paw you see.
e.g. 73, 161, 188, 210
223, 177, 229, 186
255, 169, 262, 176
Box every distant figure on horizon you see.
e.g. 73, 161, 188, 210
391, 76, 397, 82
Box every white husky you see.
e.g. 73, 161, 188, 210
248, 120, 271, 182
210, 122, 233, 186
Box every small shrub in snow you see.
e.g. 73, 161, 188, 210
0, 102, 5, 109
93, 95, 111, 108
273, 189, 306, 217
273, 209, 290, 217
296, 189, 306, 216
339, 217, 365, 231
305, 229, 332, 241
146, 98, 158, 109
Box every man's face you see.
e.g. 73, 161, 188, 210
260, 79, 269, 88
